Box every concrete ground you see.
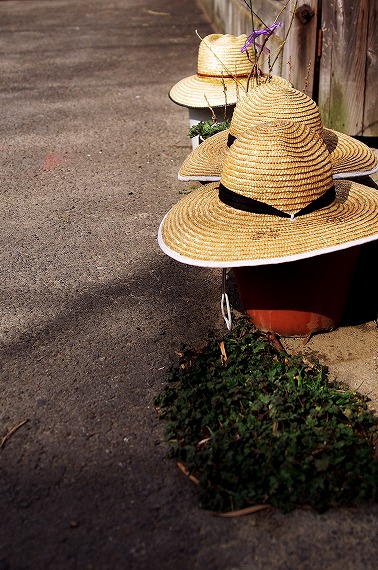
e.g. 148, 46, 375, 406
0, 1, 377, 569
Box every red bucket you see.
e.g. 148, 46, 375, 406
233, 246, 361, 338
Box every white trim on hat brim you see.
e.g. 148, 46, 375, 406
169, 75, 248, 109
178, 173, 221, 182
158, 175, 378, 269
169, 75, 292, 109
178, 173, 220, 182
158, 217, 378, 268
333, 161, 378, 179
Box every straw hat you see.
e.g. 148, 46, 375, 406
169, 33, 290, 109
159, 120, 378, 267
178, 83, 378, 180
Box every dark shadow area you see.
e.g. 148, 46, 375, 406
348, 175, 378, 190
0, 255, 224, 365
229, 249, 359, 315
225, 242, 378, 330
225, 269, 244, 313
352, 136, 378, 148
0, 444, 203, 570
342, 240, 378, 325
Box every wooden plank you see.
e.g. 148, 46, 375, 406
317, 0, 335, 127
281, 0, 319, 95
230, 0, 295, 78
319, 0, 369, 135
363, 0, 378, 135
198, 1, 319, 95
198, 0, 377, 135
198, 0, 283, 35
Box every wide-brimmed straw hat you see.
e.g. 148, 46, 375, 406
159, 120, 378, 268
178, 83, 378, 180
169, 33, 290, 109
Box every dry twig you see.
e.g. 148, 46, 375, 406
214, 504, 272, 517
177, 462, 200, 485
1, 419, 29, 449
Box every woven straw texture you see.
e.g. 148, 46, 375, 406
179, 84, 378, 178
197, 34, 253, 77
324, 129, 378, 177
229, 83, 323, 136
169, 33, 290, 108
160, 121, 378, 267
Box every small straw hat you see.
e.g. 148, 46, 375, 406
178, 83, 378, 180
159, 120, 378, 268
169, 33, 290, 109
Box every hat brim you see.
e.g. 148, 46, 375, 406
169, 75, 291, 109
178, 128, 378, 181
169, 75, 249, 108
158, 180, 378, 268
324, 129, 378, 178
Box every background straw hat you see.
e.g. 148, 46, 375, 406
159, 121, 378, 267
178, 83, 378, 180
169, 33, 290, 109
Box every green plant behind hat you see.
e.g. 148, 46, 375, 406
188, 119, 231, 140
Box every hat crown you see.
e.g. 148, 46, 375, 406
230, 83, 324, 137
197, 34, 253, 77
221, 120, 333, 215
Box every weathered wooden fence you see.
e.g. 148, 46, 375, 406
198, 0, 377, 137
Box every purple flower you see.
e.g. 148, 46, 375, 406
241, 22, 283, 53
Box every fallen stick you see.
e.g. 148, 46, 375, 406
0, 419, 29, 449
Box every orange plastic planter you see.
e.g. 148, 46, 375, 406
233, 247, 361, 338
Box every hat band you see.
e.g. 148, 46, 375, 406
227, 133, 236, 147
218, 183, 336, 220
197, 72, 250, 79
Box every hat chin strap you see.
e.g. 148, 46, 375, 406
221, 268, 232, 330
227, 133, 236, 147
218, 183, 336, 220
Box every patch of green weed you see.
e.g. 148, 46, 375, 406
155, 315, 378, 514
188, 119, 231, 140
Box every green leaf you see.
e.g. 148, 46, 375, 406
155, 313, 378, 514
